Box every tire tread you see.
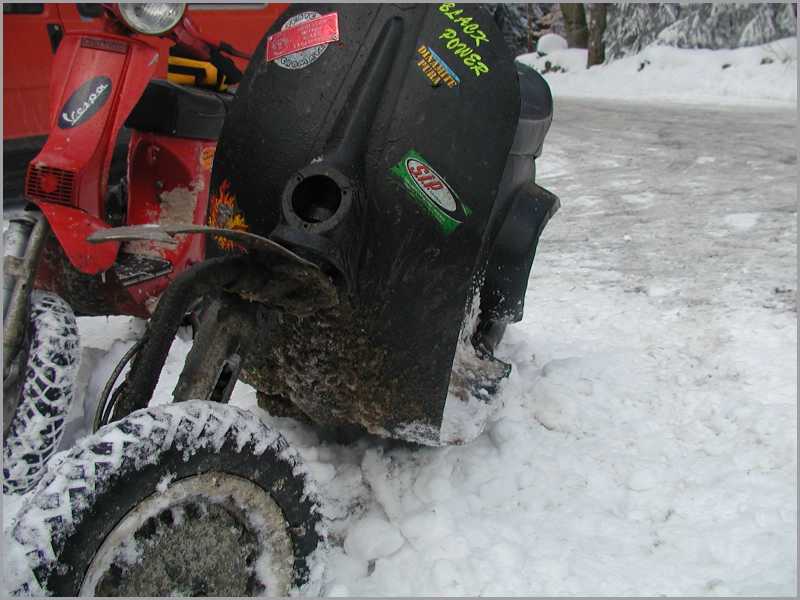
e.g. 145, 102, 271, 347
11, 401, 320, 596
4, 292, 80, 495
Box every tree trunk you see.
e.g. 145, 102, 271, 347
587, 3, 607, 67
560, 2, 589, 48
527, 4, 533, 53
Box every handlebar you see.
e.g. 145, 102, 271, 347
99, 3, 250, 85
99, 3, 250, 63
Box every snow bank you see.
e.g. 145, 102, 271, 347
518, 37, 797, 107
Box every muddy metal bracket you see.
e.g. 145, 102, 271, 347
3, 211, 49, 374
172, 294, 258, 405
3, 210, 49, 437
106, 255, 255, 420
87, 224, 318, 269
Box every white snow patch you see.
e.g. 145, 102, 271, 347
536, 33, 567, 54
536, 149, 571, 182
343, 516, 405, 561
440, 285, 506, 445
621, 192, 654, 205
724, 212, 761, 230
518, 37, 797, 107
156, 472, 176, 494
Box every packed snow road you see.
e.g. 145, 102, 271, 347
4, 98, 796, 596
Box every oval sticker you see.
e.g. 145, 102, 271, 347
58, 76, 112, 129
406, 158, 458, 212
271, 11, 335, 70
391, 149, 471, 235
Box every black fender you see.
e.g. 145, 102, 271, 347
481, 180, 560, 323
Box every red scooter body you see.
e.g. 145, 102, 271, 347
120, 131, 215, 309
27, 31, 158, 274
23, 6, 250, 317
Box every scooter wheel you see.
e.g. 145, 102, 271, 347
3, 291, 80, 495
11, 401, 321, 597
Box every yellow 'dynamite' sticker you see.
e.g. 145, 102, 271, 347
416, 45, 460, 88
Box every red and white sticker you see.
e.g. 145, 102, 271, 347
266, 12, 339, 70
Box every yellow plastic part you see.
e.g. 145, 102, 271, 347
167, 55, 228, 92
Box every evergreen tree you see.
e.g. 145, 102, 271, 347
604, 2, 796, 61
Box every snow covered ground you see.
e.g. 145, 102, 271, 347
518, 37, 797, 107
289, 98, 796, 596
3, 63, 797, 597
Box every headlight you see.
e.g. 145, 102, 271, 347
119, 3, 186, 35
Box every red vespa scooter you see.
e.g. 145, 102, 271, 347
2, 2, 261, 493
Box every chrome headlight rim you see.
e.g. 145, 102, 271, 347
118, 3, 186, 36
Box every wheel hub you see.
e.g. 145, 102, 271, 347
81, 472, 293, 597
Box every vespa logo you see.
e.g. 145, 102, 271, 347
58, 76, 112, 129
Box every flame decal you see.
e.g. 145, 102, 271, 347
208, 179, 248, 251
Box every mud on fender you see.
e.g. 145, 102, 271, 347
207, 3, 527, 443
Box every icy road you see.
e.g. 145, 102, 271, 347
6, 98, 797, 596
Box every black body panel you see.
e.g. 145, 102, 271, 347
480, 63, 556, 323
481, 181, 559, 323
208, 3, 551, 441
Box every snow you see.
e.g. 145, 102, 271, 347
2, 494, 31, 594
536, 33, 567, 54
3, 59, 796, 598
518, 37, 797, 107
724, 212, 762, 231
440, 285, 507, 445
156, 472, 176, 494
343, 516, 405, 562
